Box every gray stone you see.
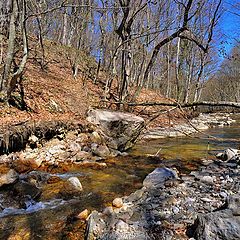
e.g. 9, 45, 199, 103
219, 192, 228, 199
92, 145, 110, 158
143, 168, 178, 188
216, 148, 239, 161
75, 151, 92, 161
115, 220, 129, 231
172, 206, 180, 214
87, 109, 144, 151
227, 194, 240, 216
200, 176, 214, 184
48, 144, 66, 155
68, 142, 81, 152
193, 194, 240, 240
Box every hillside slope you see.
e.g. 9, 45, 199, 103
0, 40, 185, 130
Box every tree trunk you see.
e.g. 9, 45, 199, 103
62, 9, 68, 45
0, 0, 18, 98
175, 37, 181, 101
166, 43, 171, 98
7, 0, 28, 98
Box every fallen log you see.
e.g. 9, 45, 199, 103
101, 100, 240, 109
128, 101, 240, 108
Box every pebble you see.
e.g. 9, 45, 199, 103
115, 220, 129, 232
200, 176, 214, 184
172, 207, 180, 214
77, 209, 89, 220
219, 192, 228, 199
113, 197, 123, 208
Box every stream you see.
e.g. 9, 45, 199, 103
0, 115, 239, 239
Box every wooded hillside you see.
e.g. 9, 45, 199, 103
0, 0, 239, 122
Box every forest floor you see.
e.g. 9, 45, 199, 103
0, 39, 187, 132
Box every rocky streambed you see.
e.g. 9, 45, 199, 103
0, 110, 239, 239
86, 158, 240, 240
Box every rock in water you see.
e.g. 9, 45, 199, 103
0, 169, 18, 187
77, 209, 89, 220
192, 194, 240, 240
13, 181, 42, 200
87, 109, 144, 151
143, 167, 178, 188
61, 177, 83, 196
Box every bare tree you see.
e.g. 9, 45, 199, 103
0, 0, 28, 102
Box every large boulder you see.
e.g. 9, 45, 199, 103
192, 194, 240, 240
87, 109, 144, 151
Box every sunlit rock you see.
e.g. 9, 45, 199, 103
192, 194, 240, 240
112, 197, 123, 208
90, 131, 102, 144
61, 177, 83, 196
0, 169, 18, 187
143, 167, 178, 188
77, 209, 89, 220
87, 109, 144, 151
13, 152, 42, 173
216, 148, 240, 162
92, 144, 110, 158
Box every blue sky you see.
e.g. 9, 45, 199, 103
219, 0, 240, 54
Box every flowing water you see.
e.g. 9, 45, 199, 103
0, 115, 239, 239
